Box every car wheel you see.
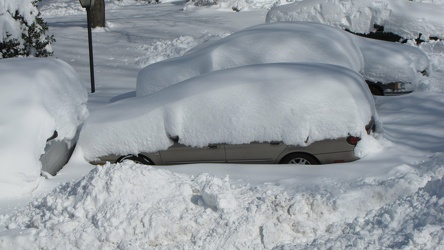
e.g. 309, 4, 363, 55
280, 153, 319, 165
117, 154, 153, 165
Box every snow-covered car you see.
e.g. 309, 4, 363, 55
136, 21, 364, 96
266, 0, 444, 42
137, 22, 429, 97
0, 58, 88, 195
353, 35, 430, 95
79, 63, 377, 166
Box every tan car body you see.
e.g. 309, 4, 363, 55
92, 136, 358, 166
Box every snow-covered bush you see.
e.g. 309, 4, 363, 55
0, 0, 55, 59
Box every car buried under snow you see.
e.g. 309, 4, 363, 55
265, 0, 444, 43
136, 21, 429, 97
353, 35, 430, 96
0, 58, 88, 195
79, 63, 377, 166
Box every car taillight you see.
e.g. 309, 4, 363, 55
346, 136, 361, 145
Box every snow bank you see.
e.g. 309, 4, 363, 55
81, 63, 375, 161
137, 21, 364, 96
0, 58, 88, 197
266, 0, 444, 40
1, 154, 442, 249
286, 176, 444, 249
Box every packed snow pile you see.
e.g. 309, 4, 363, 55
278, 175, 444, 249
0, 154, 442, 249
266, 0, 444, 41
80, 63, 375, 161
0, 58, 88, 197
137, 22, 364, 96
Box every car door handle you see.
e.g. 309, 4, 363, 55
207, 144, 219, 149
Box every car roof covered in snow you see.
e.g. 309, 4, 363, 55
136, 22, 364, 96
137, 21, 429, 97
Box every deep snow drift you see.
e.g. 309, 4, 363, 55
0, 159, 442, 249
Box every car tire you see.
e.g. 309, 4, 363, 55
280, 153, 319, 165
117, 154, 153, 165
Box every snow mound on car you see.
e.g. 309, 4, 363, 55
0, 58, 88, 196
354, 36, 430, 84
80, 63, 375, 161
136, 22, 364, 96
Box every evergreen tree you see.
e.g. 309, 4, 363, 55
0, 0, 55, 59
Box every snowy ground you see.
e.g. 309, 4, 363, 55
0, 0, 443, 249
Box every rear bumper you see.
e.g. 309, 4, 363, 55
314, 150, 359, 164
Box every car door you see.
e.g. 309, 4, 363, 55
224, 141, 287, 164
159, 143, 226, 165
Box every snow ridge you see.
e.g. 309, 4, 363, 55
1, 155, 443, 249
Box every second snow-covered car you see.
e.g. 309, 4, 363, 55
353, 35, 429, 95
79, 63, 377, 166
137, 22, 429, 97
